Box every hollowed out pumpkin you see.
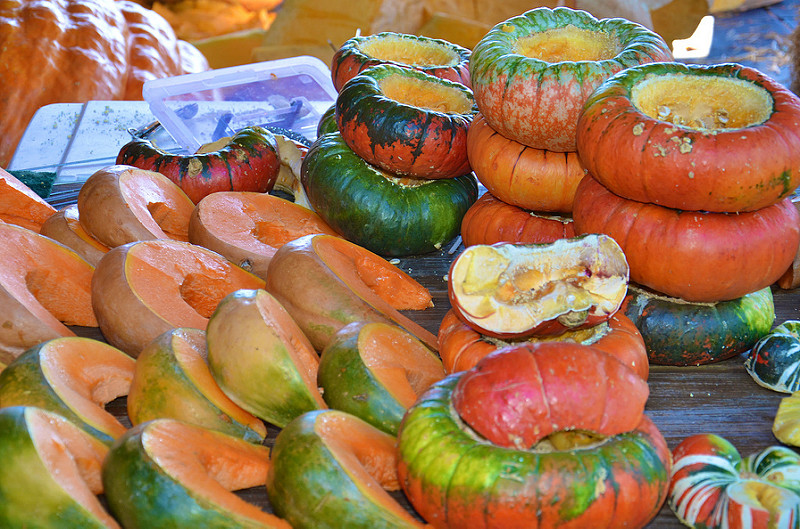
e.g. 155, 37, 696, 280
397, 374, 671, 529
448, 235, 629, 339
577, 62, 800, 213
438, 309, 648, 380
460, 191, 575, 247
573, 175, 800, 302
331, 32, 471, 92
469, 6, 672, 152
336, 64, 476, 180
466, 113, 587, 213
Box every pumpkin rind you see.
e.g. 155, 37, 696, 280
469, 6, 672, 152
577, 62, 800, 213
336, 64, 476, 180
331, 32, 471, 92
744, 320, 800, 393
301, 132, 478, 257
573, 174, 800, 302
116, 125, 281, 204
397, 375, 671, 529
625, 284, 775, 366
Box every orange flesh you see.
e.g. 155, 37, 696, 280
30, 409, 120, 528
631, 73, 772, 130
0, 168, 56, 230
359, 323, 444, 408
0, 223, 96, 328
380, 74, 473, 114
359, 36, 460, 67
60, 205, 110, 251
42, 338, 135, 439
171, 328, 267, 436
513, 25, 621, 62
143, 419, 289, 527
126, 240, 266, 329
119, 169, 193, 241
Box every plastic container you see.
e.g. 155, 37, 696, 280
143, 56, 337, 154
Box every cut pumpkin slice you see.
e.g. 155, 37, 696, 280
0, 167, 57, 231
40, 204, 110, 267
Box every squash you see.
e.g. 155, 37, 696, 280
331, 32, 471, 92
573, 174, 800, 302
447, 235, 629, 339
466, 113, 587, 213
668, 433, 800, 528
102, 418, 290, 528
469, 6, 672, 152
744, 320, 800, 393
336, 64, 476, 180
116, 126, 281, 204
0, 167, 56, 231
397, 375, 671, 528
625, 284, 775, 366
577, 62, 800, 213
451, 342, 648, 450
773, 391, 800, 446
317, 105, 338, 136
0, 0, 208, 167
40, 205, 110, 267
301, 132, 478, 257
438, 309, 649, 380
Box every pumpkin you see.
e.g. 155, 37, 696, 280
116, 125, 281, 204
668, 433, 800, 528
625, 284, 776, 366
466, 113, 587, 213
0, 0, 209, 167
774, 391, 800, 446
0, 167, 56, 231
317, 105, 338, 136
438, 309, 649, 380
40, 205, 109, 267
336, 64, 476, 180
397, 374, 671, 528
744, 320, 800, 393
469, 6, 672, 152
448, 235, 629, 339
573, 174, 800, 302
331, 32, 471, 92
301, 132, 478, 257
577, 62, 800, 213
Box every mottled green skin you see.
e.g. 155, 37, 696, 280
266, 409, 422, 529
0, 406, 111, 528
745, 319, 800, 392
317, 105, 338, 136
301, 131, 478, 257
397, 375, 672, 528
625, 284, 775, 366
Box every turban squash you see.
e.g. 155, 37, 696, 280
0, 0, 209, 167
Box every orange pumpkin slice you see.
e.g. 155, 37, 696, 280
189, 191, 339, 279
0, 406, 119, 528
40, 204, 110, 267
0, 167, 56, 230
0, 223, 97, 364
91, 239, 266, 357
102, 418, 290, 528
77, 164, 195, 248
0, 336, 134, 444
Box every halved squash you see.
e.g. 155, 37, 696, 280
0, 167, 56, 231
40, 204, 109, 267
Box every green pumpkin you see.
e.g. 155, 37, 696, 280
745, 320, 800, 392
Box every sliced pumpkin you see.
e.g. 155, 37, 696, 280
0, 167, 57, 231
40, 204, 110, 267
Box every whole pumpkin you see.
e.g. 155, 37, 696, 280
0, 0, 208, 167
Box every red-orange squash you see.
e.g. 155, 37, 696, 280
466, 113, 587, 213
573, 175, 800, 302
460, 191, 575, 247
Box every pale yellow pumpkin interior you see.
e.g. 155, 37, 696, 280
512, 24, 622, 62
379, 73, 473, 114
631, 73, 773, 130
359, 35, 461, 67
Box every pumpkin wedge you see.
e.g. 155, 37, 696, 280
317, 321, 445, 435
127, 327, 267, 442
206, 289, 326, 429
0, 166, 56, 231
102, 418, 290, 529
91, 239, 266, 357
40, 204, 110, 267
189, 191, 338, 280
267, 409, 426, 529
265, 233, 437, 351
0, 337, 134, 444
0, 223, 97, 364
0, 406, 119, 528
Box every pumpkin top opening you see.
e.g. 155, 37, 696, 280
358, 35, 461, 67
379, 73, 474, 114
513, 25, 622, 63
631, 73, 772, 131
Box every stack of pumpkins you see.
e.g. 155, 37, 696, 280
572, 61, 800, 366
